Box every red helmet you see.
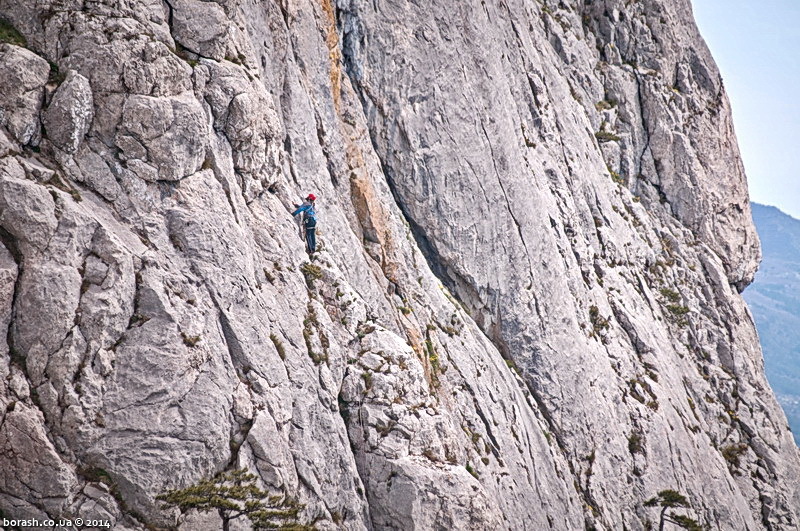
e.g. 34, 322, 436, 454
306, 193, 317, 201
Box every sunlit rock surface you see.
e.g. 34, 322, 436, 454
0, 0, 797, 529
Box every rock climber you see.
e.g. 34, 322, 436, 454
292, 193, 317, 254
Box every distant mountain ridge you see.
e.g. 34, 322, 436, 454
744, 203, 800, 444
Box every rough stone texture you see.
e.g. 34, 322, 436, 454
339, 1, 797, 527
42, 70, 94, 154
0, 44, 49, 145
169, 0, 232, 62
116, 93, 208, 182
0, 0, 797, 530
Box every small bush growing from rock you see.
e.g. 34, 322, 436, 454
0, 17, 26, 47
659, 288, 681, 303
595, 130, 621, 142
644, 490, 702, 531
594, 99, 617, 111
721, 443, 748, 468
628, 432, 644, 455
300, 263, 323, 287
157, 469, 306, 530
666, 304, 689, 316
270, 333, 286, 360
589, 305, 609, 335
181, 333, 201, 347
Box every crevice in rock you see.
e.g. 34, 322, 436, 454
477, 119, 536, 281
524, 373, 605, 527
203, 138, 242, 226
312, 110, 339, 188
0, 230, 85, 514
0, 228, 28, 382
162, 0, 218, 64
335, 386, 373, 522
446, 362, 502, 460
632, 71, 652, 182
207, 288, 247, 376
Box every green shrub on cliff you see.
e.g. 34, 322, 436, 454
157, 469, 309, 530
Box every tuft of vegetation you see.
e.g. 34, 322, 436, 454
439, 325, 456, 336
361, 371, 373, 393
569, 84, 583, 104
607, 166, 625, 185
644, 362, 659, 383
687, 396, 696, 412
721, 443, 748, 469
659, 288, 681, 303
79, 466, 113, 486
595, 130, 621, 142
425, 331, 442, 389
666, 304, 690, 316
628, 432, 644, 455
303, 322, 318, 363
157, 468, 307, 530
0, 17, 26, 47
584, 449, 596, 479
303, 305, 329, 365
623, 58, 639, 70
666, 304, 690, 327
182, 333, 201, 347
505, 358, 522, 377
48, 61, 66, 85
465, 463, 479, 480
426, 340, 440, 372
356, 322, 375, 339
595, 99, 618, 111
46, 173, 83, 203
173, 42, 199, 67
589, 305, 609, 335
469, 429, 481, 446
628, 377, 658, 408
128, 313, 150, 327
300, 262, 323, 288
270, 333, 286, 361
644, 490, 702, 531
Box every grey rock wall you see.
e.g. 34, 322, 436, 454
0, 0, 796, 529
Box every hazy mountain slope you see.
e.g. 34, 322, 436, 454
0, 0, 797, 529
745, 203, 800, 444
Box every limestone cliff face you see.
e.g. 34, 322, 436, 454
0, 0, 797, 529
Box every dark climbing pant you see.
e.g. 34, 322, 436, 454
305, 228, 316, 253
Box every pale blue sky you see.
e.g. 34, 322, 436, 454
691, 0, 800, 219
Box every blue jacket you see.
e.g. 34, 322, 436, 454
292, 202, 316, 225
